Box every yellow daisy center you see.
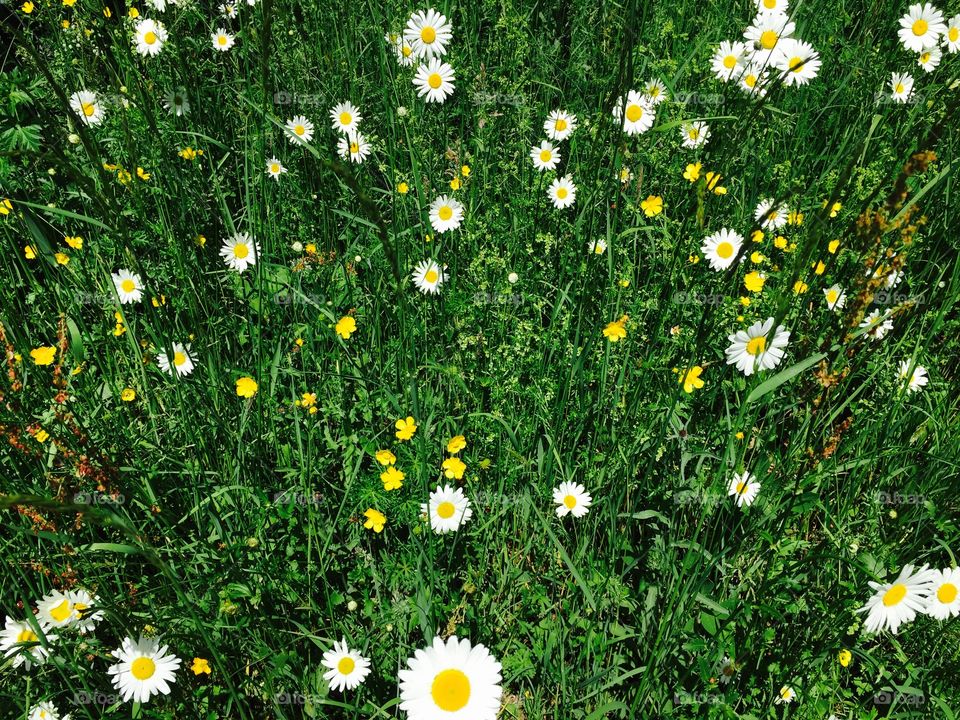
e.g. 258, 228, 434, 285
920, 52, 931, 63
759, 30, 778, 50
431, 669, 470, 711
424, 269, 439, 283
912, 18, 928, 36
337, 656, 355, 674
339, 112, 352, 126
436, 501, 456, 518
438, 206, 453, 221
882, 584, 907, 606
350, 142, 359, 154
294, 125, 305, 135
746, 336, 766, 356
736, 481, 748, 495
17, 629, 38, 643
716, 241, 734, 259
789, 56, 804, 72
827, 290, 838, 304
218, 35, 228, 45
556, 187, 568, 199
403, 45, 412, 57
723, 54, 737, 69
144, 31, 157, 45
131, 656, 157, 681
121, 279, 136, 293
745, 74, 758, 88
428, 73, 443, 89
270, 163, 280, 173
173, 351, 186, 366
688, 128, 699, 139
539, 149, 552, 162
950, 27, 959, 41
895, 82, 905, 94
563, 494, 577, 509
50, 599, 73, 623
421, 26, 436, 44
555, 118, 567, 131
625, 104, 643, 122
763, 0, 776, 7
81, 102, 96, 117
937, 583, 957, 604
234, 243, 249, 259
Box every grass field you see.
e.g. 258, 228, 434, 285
2, 0, 960, 717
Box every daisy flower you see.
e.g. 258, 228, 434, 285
717, 656, 737, 684
211, 28, 235, 51
321, 638, 371, 692
701, 229, 743, 271
530, 140, 560, 171
28, 701, 67, 720
219, 2, 236, 18
755, 0, 789, 10
421, 484, 473, 534
859, 309, 893, 341
388, 33, 416, 65
775, 39, 821, 85
728, 471, 761, 507
552, 481, 592, 518
544, 110, 576, 141
899, 360, 928, 392
613, 90, 654, 135
743, 11, 795, 57
1, 617, 54, 670
890, 72, 915, 103
739, 64, 768, 96
413, 57, 456, 103
643, 78, 669, 105
681, 121, 710, 149
162, 87, 190, 116
69, 90, 105, 126
775, 686, 796, 704
754, 198, 788, 229
823, 284, 846, 310
133, 18, 167, 56
265, 158, 287, 180
35, 590, 76, 631
918, 45, 942, 72
944, 14, 960, 52
857, 564, 937, 633
112, 269, 144, 304
548, 175, 577, 209
923, 567, 960, 620
588, 238, 607, 255
412, 259, 448, 294
330, 101, 361, 135
398, 636, 502, 720
285, 115, 314, 145
107, 636, 182, 704
338, 132, 370, 164
67, 588, 104, 634
404, 8, 453, 58
429, 195, 463, 233
711, 40, 748, 81
897, 3, 946, 53
156, 342, 195, 377
220, 232, 259, 272
725, 317, 790, 376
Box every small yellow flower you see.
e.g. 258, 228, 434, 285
128, 7, 139, 18
788, 210, 804, 226
0, 198, 13, 215
117, 169, 132, 185
179, 147, 198, 161
441, 457, 466, 480
838, 649, 852, 667
678, 366, 704, 393
294, 337, 304, 347
55, 252, 70, 265
449, 177, 461, 190
24, 245, 37, 260
461, 165, 470, 177
335, 315, 357, 339
61, 19, 70, 27
363, 508, 386, 533
375, 449, 396, 466
137, 167, 150, 181
64, 235, 83, 250
603, 316, 628, 342
640, 195, 664, 217
705, 171, 726, 194
750, 251, 764, 264
793, 280, 809, 294
298, 391, 317, 408
195, 234, 206, 247
397, 182, 409, 195
744, 271, 766, 293
236, 376, 258, 398
63, 0, 77, 6
31, 346, 57, 365
740, 296, 751, 306
823, 200, 842, 217
683, 162, 701, 182
735, 431, 745, 440
750, 230, 764, 243
151, 295, 166, 307
121, 388, 136, 402
22, 1, 34, 13
446, 435, 466, 455
813, 260, 826, 275
828, 239, 840, 254
395, 416, 417, 441
103, 5, 111, 16
774, 235, 788, 249
192, 657, 212, 675
619, 279, 630, 287
687, 254, 700, 264
305, 243, 316, 255
380, 466, 405, 491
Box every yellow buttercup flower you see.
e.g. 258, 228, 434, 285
22, 1, 34, 13
793, 280, 809, 294
449, 177, 461, 190
55, 252, 70, 265
375, 449, 396, 466
828, 239, 840, 254
395, 416, 417, 441
335, 316, 357, 339
641, 195, 664, 217
683, 162, 701, 182
441, 457, 466, 480
678, 366, 704, 393
838, 649, 852, 667
381, 466, 405, 491
121, 388, 136, 402
744, 271, 765, 293
363, 508, 386, 533
64, 235, 83, 250
446, 435, 466, 455
192, 658, 212, 675
24, 245, 37, 260
31, 346, 57, 365
236, 376, 258, 398
461, 165, 470, 177
397, 182, 409, 194
603, 315, 628, 342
